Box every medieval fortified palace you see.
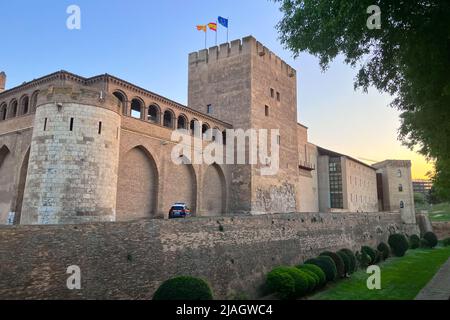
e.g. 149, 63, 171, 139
0, 37, 424, 299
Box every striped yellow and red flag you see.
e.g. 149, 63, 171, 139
196, 25, 207, 32
208, 22, 217, 32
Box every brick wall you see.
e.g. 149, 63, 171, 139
0, 211, 418, 299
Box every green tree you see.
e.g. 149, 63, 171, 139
275, 0, 450, 199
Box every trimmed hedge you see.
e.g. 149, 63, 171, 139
377, 242, 390, 260
338, 248, 357, 273
266, 268, 295, 300
297, 264, 326, 287
420, 238, 430, 248
305, 256, 337, 282
336, 251, 351, 275
299, 268, 319, 290
409, 235, 420, 249
266, 266, 309, 299
356, 250, 371, 268
153, 276, 213, 300
361, 246, 377, 264
443, 237, 450, 246
320, 251, 345, 278
423, 232, 438, 248
297, 269, 316, 292
388, 233, 409, 257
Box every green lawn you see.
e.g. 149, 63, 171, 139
416, 202, 450, 222
310, 246, 450, 300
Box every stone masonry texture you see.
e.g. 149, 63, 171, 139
0, 212, 418, 299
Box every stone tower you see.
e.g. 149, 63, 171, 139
20, 85, 122, 224
373, 160, 416, 224
188, 36, 300, 214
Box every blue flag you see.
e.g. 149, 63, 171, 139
218, 16, 228, 28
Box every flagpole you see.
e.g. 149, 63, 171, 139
227, 17, 229, 43
205, 28, 207, 49
215, 19, 218, 45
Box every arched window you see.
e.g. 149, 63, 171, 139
397, 169, 402, 177
398, 184, 403, 192
130, 98, 143, 119
30, 91, 39, 113
163, 110, 174, 128
113, 91, 127, 115
222, 130, 227, 145
190, 119, 200, 136
177, 114, 187, 129
202, 123, 211, 140
202, 123, 210, 134
148, 104, 160, 123
212, 127, 221, 142
400, 201, 404, 209
9, 100, 18, 118
0, 103, 6, 121
20, 95, 29, 115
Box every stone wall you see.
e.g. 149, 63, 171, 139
431, 221, 450, 239
0, 211, 418, 299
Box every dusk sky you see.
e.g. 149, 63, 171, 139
0, 0, 433, 178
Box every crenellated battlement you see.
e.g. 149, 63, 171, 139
189, 36, 296, 78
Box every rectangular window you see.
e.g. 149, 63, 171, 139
98, 121, 102, 135
329, 157, 343, 209
270, 88, 274, 98
69, 118, 74, 131
277, 135, 281, 145
44, 118, 47, 131
207, 104, 212, 114
276, 92, 280, 101
265, 105, 269, 117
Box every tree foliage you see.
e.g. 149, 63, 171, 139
276, 0, 450, 199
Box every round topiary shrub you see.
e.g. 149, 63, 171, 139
266, 266, 309, 299
265, 268, 295, 300
356, 250, 371, 268
374, 249, 382, 264
409, 234, 420, 249
443, 237, 450, 246
297, 269, 316, 293
153, 276, 213, 300
336, 251, 351, 275
420, 238, 430, 248
423, 232, 438, 248
388, 233, 409, 257
299, 268, 319, 291
377, 242, 390, 260
286, 267, 309, 297
297, 264, 326, 287
339, 248, 357, 273
320, 251, 345, 278
305, 256, 337, 282
361, 246, 377, 264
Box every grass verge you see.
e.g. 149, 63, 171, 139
309, 246, 450, 300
